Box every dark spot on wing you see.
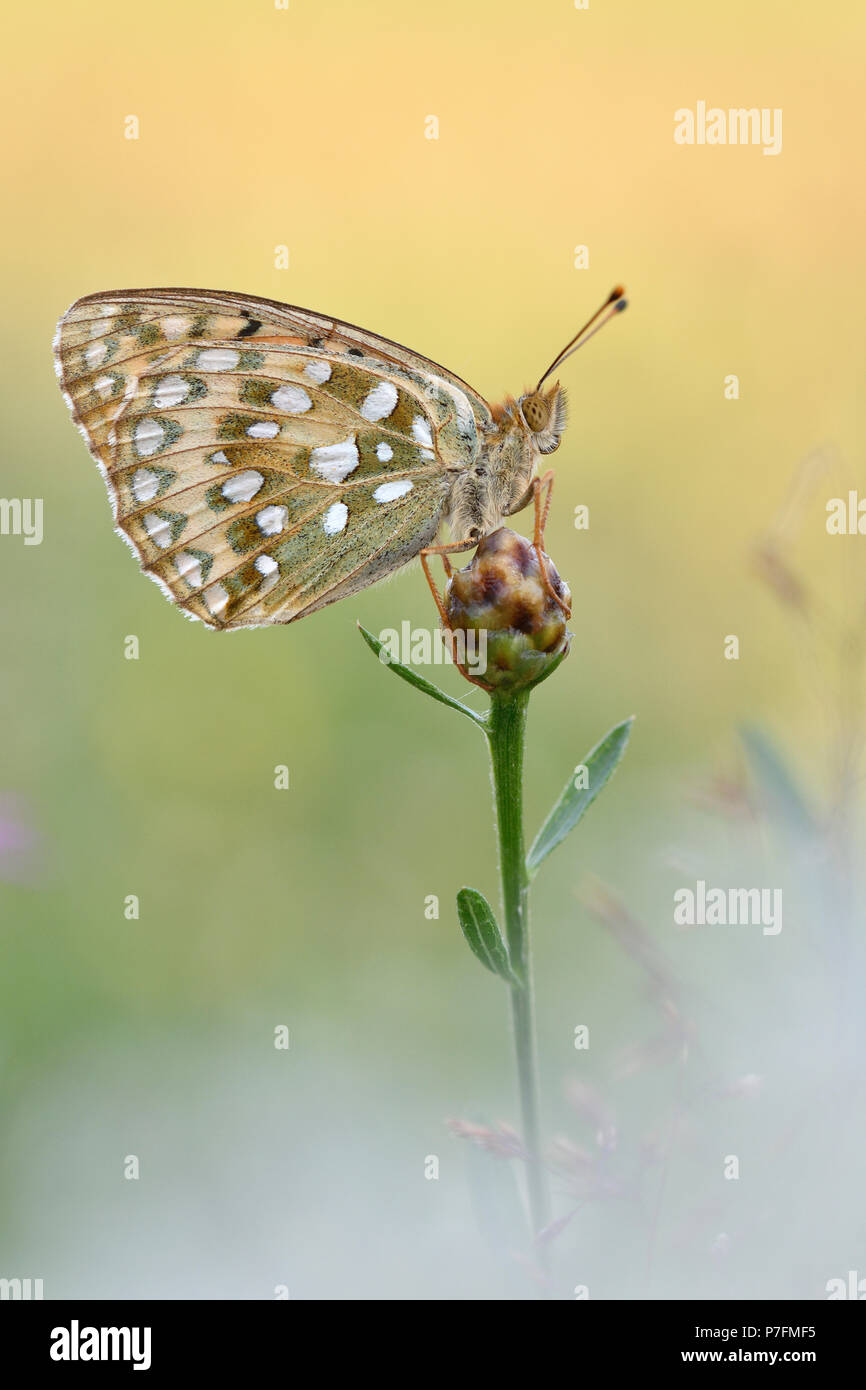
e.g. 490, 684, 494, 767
236, 319, 262, 339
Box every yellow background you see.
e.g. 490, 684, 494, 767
1, 0, 863, 1298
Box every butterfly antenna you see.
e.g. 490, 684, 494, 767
536, 286, 628, 390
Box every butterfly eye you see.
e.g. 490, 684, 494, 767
521, 394, 550, 433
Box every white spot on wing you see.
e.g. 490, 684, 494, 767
360, 381, 398, 422
175, 551, 204, 587
256, 505, 288, 535
209, 450, 231, 466
84, 341, 107, 369
204, 583, 230, 616
310, 435, 359, 483
323, 501, 348, 535
197, 348, 240, 371
132, 468, 160, 503
376, 442, 393, 462
304, 360, 332, 384
161, 316, 190, 341
143, 512, 172, 548
134, 418, 166, 457
271, 385, 312, 414
412, 416, 433, 450
255, 553, 279, 593
153, 373, 189, 409
373, 480, 414, 503
222, 469, 264, 503
246, 421, 279, 439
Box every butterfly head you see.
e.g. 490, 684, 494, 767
518, 384, 567, 455
519, 287, 627, 458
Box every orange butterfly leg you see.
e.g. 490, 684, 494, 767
420, 538, 489, 690
531, 471, 572, 618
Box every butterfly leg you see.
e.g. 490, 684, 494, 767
529, 471, 572, 618
420, 537, 488, 689
419, 537, 476, 620
504, 474, 569, 614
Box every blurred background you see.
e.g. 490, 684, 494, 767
1, 0, 864, 1298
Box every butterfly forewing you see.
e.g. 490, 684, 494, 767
55, 289, 491, 627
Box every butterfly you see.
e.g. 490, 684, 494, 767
54, 286, 626, 629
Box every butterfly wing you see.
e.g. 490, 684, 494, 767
54, 289, 492, 628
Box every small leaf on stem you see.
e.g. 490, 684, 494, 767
456, 886, 522, 986
357, 623, 486, 727
527, 716, 634, 877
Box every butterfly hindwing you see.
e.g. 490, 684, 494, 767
55, 289, 492, 627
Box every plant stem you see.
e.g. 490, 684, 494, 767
486, 689, 550, 1241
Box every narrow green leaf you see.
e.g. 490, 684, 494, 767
740, 725, 816, 836
456, 887, 520, 986
527, 716, 634, 876
357, 623, 485, 728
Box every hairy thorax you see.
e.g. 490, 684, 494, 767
445, 405, 537, 542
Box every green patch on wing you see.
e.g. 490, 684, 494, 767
217, 412, 275, 441
225, 492, 312, 552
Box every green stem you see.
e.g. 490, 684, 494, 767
487, 689, 550, 1241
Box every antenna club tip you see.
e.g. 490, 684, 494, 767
614, 298, 628, 313
609, 285, 626, 302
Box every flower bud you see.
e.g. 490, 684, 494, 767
443, 528, 571, 692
